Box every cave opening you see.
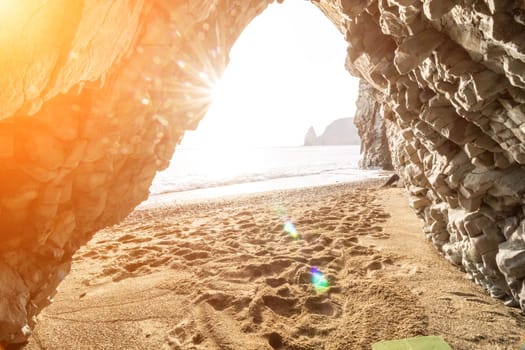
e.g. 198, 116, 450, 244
145, 0, 365, 204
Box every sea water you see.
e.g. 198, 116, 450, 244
142, 145, 386, 206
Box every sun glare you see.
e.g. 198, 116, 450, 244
163, 50, 222, 128
179, 1, 359, 149
0, 0, 22, 16
0, 1, 30, 40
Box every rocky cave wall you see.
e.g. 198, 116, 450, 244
337, 0, 525, 312
0, 0, 271, 344
353, 79, 393, 169
318, 0, 525, 311
1, 0, 525, 346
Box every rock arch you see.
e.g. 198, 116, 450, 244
1, 0, 525, 345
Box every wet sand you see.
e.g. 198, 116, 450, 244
26, 180, 525, 349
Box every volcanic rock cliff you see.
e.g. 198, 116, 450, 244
1, 0, 525, 346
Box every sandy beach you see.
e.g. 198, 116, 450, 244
25, 180, 525, 349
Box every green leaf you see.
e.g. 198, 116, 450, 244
372, 336, 453, 350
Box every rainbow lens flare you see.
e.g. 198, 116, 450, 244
276, 205, 301, 240
284, 220, 299, 239
310, 267, 329, 293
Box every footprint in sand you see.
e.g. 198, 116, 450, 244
327, 257, 345, 271
334, 237, 358, 247
335, 224, 353, 233
309, 255, 336, 266
261, 294, 299, 317
296, 218, 314, 225
165, 318, 203, 350
78, 250, 99, 258
303, 295, 338, 317
348, 245, 373, 256
123, 261, 146, 273
320, 224, 336, 231
183, 251, 210, 261
154, 229, 182, 238
235, 210, 253, 217
266, 332, 284, 349
116, 234, 136, 242
171, 247, 194, 256
266, 277, 287, 288
365, 260, 384, 271
193, 291, 246, 312
276, 286, 292, 297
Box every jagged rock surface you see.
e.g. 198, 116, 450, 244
1, 0, 525, 345
354, 79, 393, 169
303, 118, 360, 146
316, 0, 525, 309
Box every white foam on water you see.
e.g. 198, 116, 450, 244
140, 145, 388, 207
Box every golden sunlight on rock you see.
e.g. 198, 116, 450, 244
0, 0, 69, 118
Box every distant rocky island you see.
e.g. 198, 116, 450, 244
303, 117, 360, 146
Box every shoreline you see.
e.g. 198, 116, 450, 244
141, 171, 391, 208
27, 181, 525, 349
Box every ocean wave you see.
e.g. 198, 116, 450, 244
148, 145, 363, 196
149, 166, 360, 196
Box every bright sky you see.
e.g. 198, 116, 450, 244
180, 0, 359, 148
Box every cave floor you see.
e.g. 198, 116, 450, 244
26, 181, 525, 349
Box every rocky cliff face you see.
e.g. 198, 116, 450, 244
354, 79, 393, 169
303, 118, 360, 146
1, 0, 525, 345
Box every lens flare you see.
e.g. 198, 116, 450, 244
284, 220, 299, 239
310, 267, 329, 293
276, 205, 300, 240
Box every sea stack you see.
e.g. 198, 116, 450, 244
303, 118, 360, 146
304, 126, 318, 146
